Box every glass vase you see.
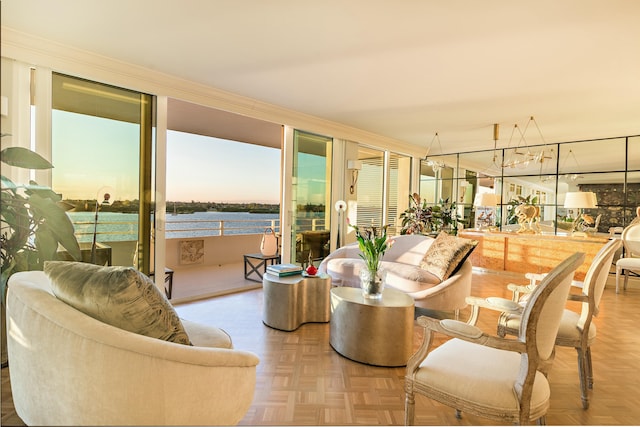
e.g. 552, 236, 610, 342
359, 268, 385, 299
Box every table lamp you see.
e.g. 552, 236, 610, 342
563, 191, 597, 237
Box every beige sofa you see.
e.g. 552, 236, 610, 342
6, 270, 259, 426
318, 234, 473, 314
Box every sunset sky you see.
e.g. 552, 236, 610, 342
51, 111, 281, 204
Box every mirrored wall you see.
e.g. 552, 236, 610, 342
420, 135, 640, 234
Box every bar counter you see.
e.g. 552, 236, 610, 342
458, 230, 610, 281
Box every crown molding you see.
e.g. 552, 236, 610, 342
1, 26, 424, 158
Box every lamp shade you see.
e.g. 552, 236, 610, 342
473, 193, 499, 207
564, 191, 597, 209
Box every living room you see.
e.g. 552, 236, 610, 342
2, 2, 640, 425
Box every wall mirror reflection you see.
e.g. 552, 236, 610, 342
421, 136, 639, 235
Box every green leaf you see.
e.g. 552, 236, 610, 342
1, 147, 54, 170
35, 225, 59, 261
24, 181, 63, 202
1, 174, 17, 191
27, 194, 81, 260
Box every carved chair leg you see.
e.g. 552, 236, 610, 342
404, 388, 415, 425
586, 347, 594, 389
537, 415, 547, 425
576, 347, 590, 409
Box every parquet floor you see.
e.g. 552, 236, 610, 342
2, 270, 639, 425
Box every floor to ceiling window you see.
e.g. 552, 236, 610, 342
353, 147, 411, 236
290, 130, 332, 267
51, 73, 154, 271
387, 152, 412, 235
355, 146, 384, 229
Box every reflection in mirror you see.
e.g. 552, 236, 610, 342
558, 139, 625, 174
419, 135, 639, 234
501, 146, 557, 177
629, 136, 640, 172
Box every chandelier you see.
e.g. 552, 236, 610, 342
560, 149, 584, 181
502, 116, 554, 170
424, 132, 445, 174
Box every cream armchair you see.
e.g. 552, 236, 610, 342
6, 271, 259, 426
404, 252, 584, 425
616, 223, 640, 293
467, 238, 620, 409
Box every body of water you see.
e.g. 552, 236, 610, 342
68, 211, 281, 242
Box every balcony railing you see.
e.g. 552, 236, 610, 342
70, 216, 327, 241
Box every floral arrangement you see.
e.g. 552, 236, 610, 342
350, 223, 391, 274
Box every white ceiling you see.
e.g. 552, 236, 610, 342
2, 1, 640, 155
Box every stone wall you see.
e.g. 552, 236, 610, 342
579, 183, 640, 232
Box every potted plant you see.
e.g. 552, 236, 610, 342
1, 144, 81, 366
399, 193, 433, 235
350, 223, 391, 299
431, 198, 460, 235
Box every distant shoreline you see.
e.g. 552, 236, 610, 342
63, 199, 280, 214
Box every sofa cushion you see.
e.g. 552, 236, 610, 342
182, 319, 233, 349
326, 258, 441, 291
44, 261, 191, 346
420, 232, 478, 282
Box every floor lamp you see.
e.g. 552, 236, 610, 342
91, 186, 115, 265
335, 200, 347, 249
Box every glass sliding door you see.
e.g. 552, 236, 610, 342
290, 130, 332, 267
51, 73, 154, 272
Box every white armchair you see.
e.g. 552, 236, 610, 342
615, 223, 640, 293
6, 271, 259, 426
467, 238, 621, 409
404, 252, 584, 425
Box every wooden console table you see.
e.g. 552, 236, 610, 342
458, 230, 609, 281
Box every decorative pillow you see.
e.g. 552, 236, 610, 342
420, 232, 478, 282
44, 261, 191, 346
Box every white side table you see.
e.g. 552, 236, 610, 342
262, 272, 331, 331
330, 287, 414, 367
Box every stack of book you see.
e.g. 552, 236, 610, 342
266, 263, 303, 277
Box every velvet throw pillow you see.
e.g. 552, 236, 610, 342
420, 232, 478, 282
44, 261, 191, 346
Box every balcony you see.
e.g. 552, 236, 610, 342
70, 213, 328, 303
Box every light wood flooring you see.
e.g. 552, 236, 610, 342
2, 269, 640, 425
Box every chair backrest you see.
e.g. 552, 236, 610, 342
519, 252, 585, 363
578, 239, 622, 329
622, 223, 640, 258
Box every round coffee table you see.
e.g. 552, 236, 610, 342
329, 287, 414, 367
262, 272, 332, 331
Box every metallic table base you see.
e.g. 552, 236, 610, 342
330, 287, 414, 367
262, 273, 331, 331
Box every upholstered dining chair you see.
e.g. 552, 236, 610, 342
615, 223, 640, 293
405, 252, 584, 425
467, 239, 620, 409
